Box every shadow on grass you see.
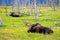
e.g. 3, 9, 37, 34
0, 25, 7, 29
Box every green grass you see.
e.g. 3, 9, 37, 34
0, 7, 60, 40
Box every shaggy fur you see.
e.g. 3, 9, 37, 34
10, 12, 20, 17
28, 23, 53, 34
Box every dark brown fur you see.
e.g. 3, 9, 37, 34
10, 12, 20, 17
28, 23, 53, 34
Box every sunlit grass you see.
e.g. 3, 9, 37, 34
0, 6, 60, 40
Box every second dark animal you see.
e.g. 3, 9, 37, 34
10, 12, 20, 17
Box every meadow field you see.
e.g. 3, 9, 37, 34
0, 6, 60, 40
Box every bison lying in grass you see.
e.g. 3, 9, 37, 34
27, 23, 53, 34
10, 12, 20, 17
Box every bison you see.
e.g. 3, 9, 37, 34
10, 12, 20, 17
28, 23, 53, 34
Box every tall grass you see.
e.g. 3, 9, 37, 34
0, 7, 60, 40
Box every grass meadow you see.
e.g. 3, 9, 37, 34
0, 6, 60, 40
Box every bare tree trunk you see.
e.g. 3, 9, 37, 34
25, 0, 27, 14
21, 0, 24, 9
2, 0, 4, 6
5, 5, 8, 16
2, 0, 8, 16
0, 17, 4, 26
59, 0, 60, 8
12, 0, 20, 13
34, 0, 38, 20
17, 0, 20, 13
5, 0, 8, 16
46, 0, 48, 8
29, 0, 32, 16
51, 0, 56, 11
